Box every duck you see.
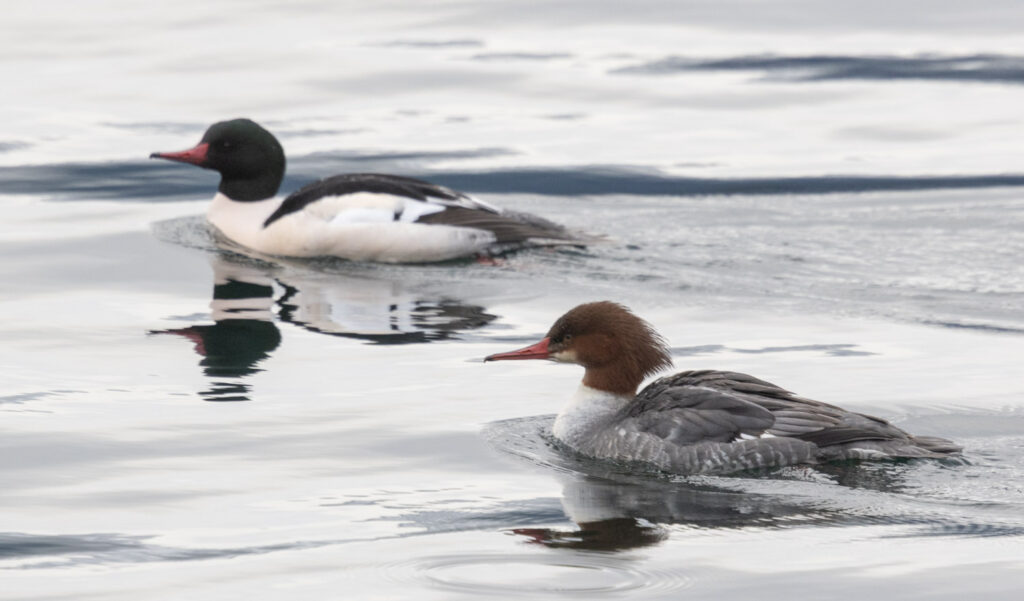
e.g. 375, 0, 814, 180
150, 118, 590, 263
484, 301, 961, 475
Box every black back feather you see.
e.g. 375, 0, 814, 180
264, 173, 470, 227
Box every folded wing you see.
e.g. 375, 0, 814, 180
264, 173, 588, 246
624, 370, 933, 450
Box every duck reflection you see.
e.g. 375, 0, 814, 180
151, 261, 282, 401
152, 253, 496, 401
513, 473, 812, 551
275, 274, 497, 344
489, 418, 926, 551
512, 461, 932, 551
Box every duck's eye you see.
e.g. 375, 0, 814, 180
551, 331, 572, 345
217, 140, 234, 150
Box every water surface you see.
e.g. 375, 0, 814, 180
2, 2, 1024, 599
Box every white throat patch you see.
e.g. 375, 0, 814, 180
550, 348, 578, 363
552, 384, 631, 445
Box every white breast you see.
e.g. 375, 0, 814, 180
552, 385, 633, 447
206, 193, 281, 248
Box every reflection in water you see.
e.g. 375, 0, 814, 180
486, 416, 980, 552
514, 517, 668, 551
512, 473, 838, 551
151, 253, 496, 401
275, 277, 496, 344
150, 261, 282, 401
614, 53, 1024, 85
486, 417, 827, 551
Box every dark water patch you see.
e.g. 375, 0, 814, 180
310, 68, 524, 95
670, 344, 728, 356
0, 147, 511, 200
885, 522, 1024, 538
614, 53, 1024, 85
0, 532, 146, 560
274, 127, 370, 137
834, 125, 951, 142
101, 121, 210, 134
429, 2, 1024, 34
0, 392, 66, 405
426, 169, 1024, 197
10, 157, 1024, 201
0, 532, 328, 569
0, 140, 31, 153
735, 343, 875, 357
372, 39, 484, 48
0, 160, 218, 200
670, 343, 874, 357
468, 52, 573, 61
541, 113, 586, 120
920, 320, 1024, 335
301, 146, 517, 166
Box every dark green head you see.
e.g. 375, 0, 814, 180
151, 118, 286, 201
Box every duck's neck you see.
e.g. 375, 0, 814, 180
582, 364, 644, 397
206, 193, 282, 248
218, 171, 282, 202
552, 383, 634, 446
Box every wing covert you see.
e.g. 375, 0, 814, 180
624, 370, 922, 449
264, 173, 490, 227
625, 383, 776, 444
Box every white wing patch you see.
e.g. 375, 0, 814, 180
329, 206, 397, 224
297, 192, 397, 225
396, 200, 445, 222
454, 194, 502, 213
737, 432, 776, 441
299, 192, 463, 226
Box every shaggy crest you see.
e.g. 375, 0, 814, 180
547, 301, 673, 395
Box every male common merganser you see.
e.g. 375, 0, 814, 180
485, 302, 961, 475
151, 118, 589, 263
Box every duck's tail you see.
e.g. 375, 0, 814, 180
909, 434, 963, 456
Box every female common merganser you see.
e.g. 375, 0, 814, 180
485, 302, 961, 475
151, 118, 588, 263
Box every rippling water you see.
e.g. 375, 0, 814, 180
3, 2, 1024, 599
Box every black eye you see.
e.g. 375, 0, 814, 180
217, 140, 234, 150
563, 333, 573, 341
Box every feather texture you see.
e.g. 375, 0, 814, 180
613, 370, 959, 462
